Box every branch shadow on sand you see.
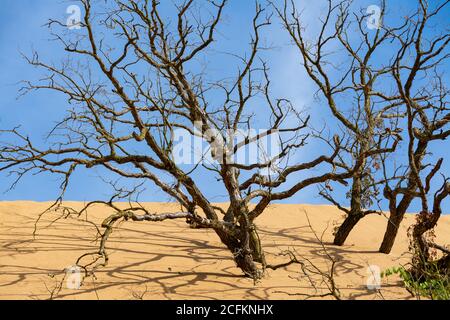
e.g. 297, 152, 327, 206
0, 207, 411, 300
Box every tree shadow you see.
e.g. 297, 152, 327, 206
0, 205, 410, 300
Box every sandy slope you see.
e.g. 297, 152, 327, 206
0, 202, 448, 300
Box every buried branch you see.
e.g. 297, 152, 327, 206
271, 212, 341, 300
56, 201, 239, 278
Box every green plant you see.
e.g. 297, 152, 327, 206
382, 264, 450, 300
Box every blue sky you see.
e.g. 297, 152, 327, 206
0, 0, 448, 213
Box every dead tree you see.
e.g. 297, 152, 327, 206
410, 179, 450, 280
388, 74, 450, 289
0, 0, 356, 280
273, 0, 403, 246
379, 0, 450, 253
275, 0, 449, 251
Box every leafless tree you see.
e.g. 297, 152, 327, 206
275, 0, 449, 252
273, 0, 404, 246
410, 179, 450, 279
388, 81, 449, 292
379, 0, 450, 253
0, 0, 357, 280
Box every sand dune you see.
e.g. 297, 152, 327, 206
0, 202, 448, 300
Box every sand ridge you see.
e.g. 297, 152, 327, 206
0, 201, 448, 300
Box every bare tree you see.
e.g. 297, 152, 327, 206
275, 0, 449, 252
390, 96, 450, 295
273, 0, 403, 246
410, 179, 450, 279
379, 0, 450, 253
0, 0, 356, 280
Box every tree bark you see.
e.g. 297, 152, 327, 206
249, 227, 265, 264
333, 213, 363, 246
212, 201, 265, 279
379, 212, 404, 254
215, 229, 262, 279
333, 174, 365, 246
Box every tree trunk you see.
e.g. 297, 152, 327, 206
379, 212, 404, 254
249, 227, 265, 265
215, 229, 260, 277
333, 213, 362, 246
333, 174, 365, 246
437, 254, 450, 276
214, 211, 265, 280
